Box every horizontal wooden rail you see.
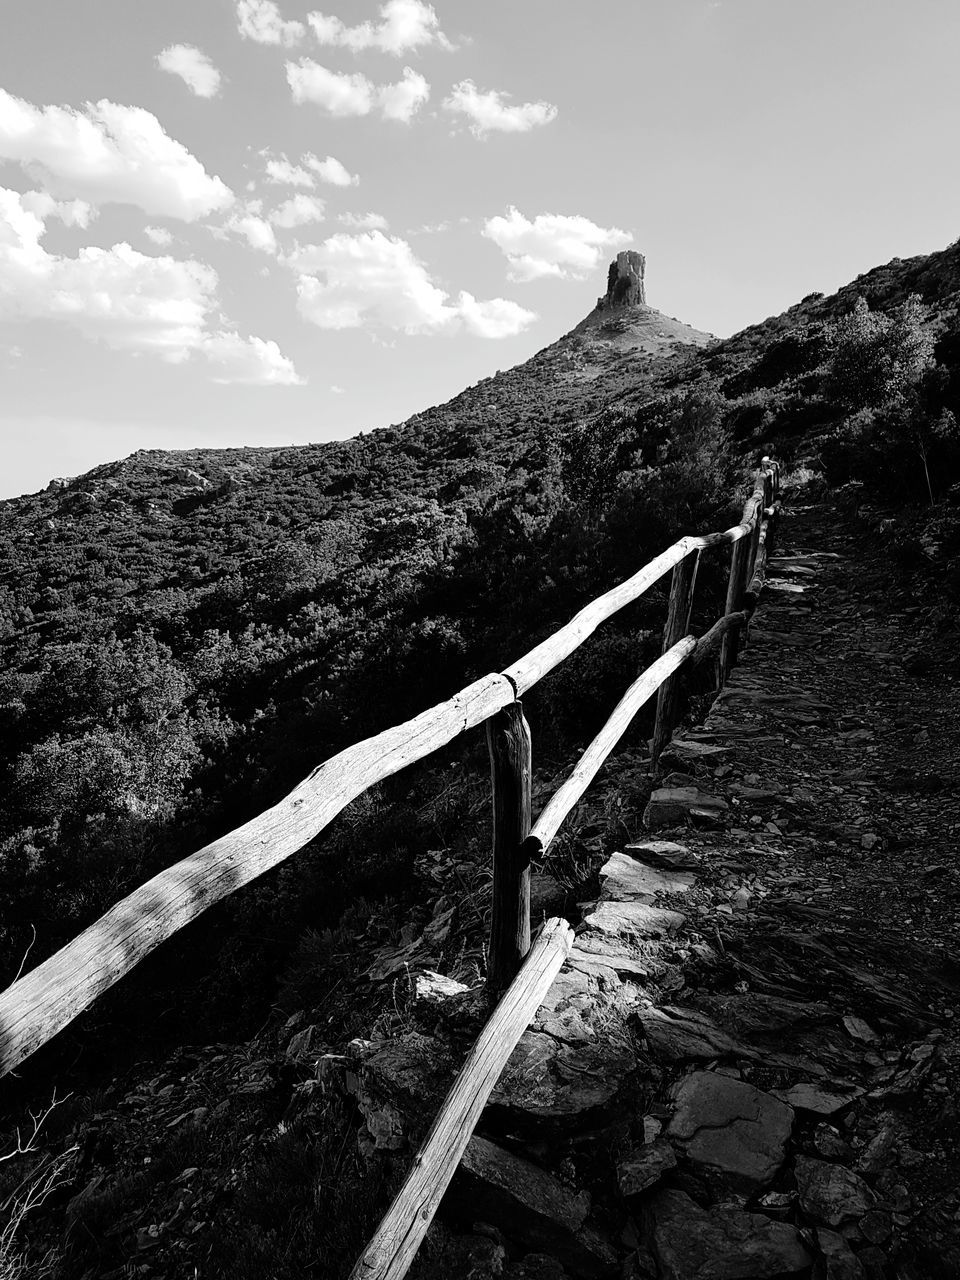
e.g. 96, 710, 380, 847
525, 636, 697, 858
0, 465, 778, 1079
0, 674, 516, 1077
348, 917, 574, 1280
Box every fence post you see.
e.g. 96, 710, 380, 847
486, 702, 532, 993
721, 528, 752, 681
651, 547, 700, 767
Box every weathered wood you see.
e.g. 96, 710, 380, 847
0, 672, 516, 1079
0, 464, 779, 1079
746, 516, 772, 600
720, 496, 760, 678
680, 612, 749, 699
689, 611, 749, 673
502, 540, 688, 695
526, 636, 697, 857
486, 703, 533, 992
348, 917, 575, 1280
651, 551, 701, 765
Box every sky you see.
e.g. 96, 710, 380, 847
1, 0, 959, 499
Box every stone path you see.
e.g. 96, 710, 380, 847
387, 497, 960, 1280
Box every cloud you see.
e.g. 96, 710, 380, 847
157, 45, 222, 98
443, 81, 558, 137
218, 201, 278, 252
144, 225, 173, 246
0, 89, 233, 221
483, 208, 631, 282
307, 0, 453, 55
338, 210, 388, 230
286, 60, 429, 120
202, 331, 303, 384
286, 61, 373, 115
270, 193, 326, 228
287, 230, 536, 337
236, 0, 305, 46
261, 150, 359, 189
264, 154, 317, 187
19, 190, 96, 229
330, 383, 345, 393
0, 186, 299, 383
307, 154, 358, 186
378, 67, 429, 123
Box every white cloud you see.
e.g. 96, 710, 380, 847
262, 150, 358, 188
338, 210, 388, 230
287, 230, 536, 337
286, 60, 429, 120
483, 208, 631, 282
443, 81, 558, 137
286, 61, 373, 115
0, 89, 233, 221
144, 225, 173, 246
330, 383, 345, 393
270, 193, 326, 228
19, 190, 96, 229
222, 203, 278, 253
306, 153, 358, 186
264, 154, 317, 188
202, 331, 303, 384
378, 67, 429, 123
307, 0, 453, 55
236, 0, 305, 46
0, 187, 299, 383
157, 45, 222, 98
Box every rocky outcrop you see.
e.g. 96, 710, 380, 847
597, 250, 646, 310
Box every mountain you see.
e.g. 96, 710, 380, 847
1, 238, 960, 1058
4, 235, 960, 1278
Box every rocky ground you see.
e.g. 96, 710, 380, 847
7, 492, 960, 1279
348, 496, 960, 1280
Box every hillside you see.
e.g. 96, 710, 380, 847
2, 237, 960, 1066
3, 232, 960, 1277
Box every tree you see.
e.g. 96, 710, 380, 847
826, 294, 934, 411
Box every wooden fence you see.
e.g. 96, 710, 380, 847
0, 459, 779, 1110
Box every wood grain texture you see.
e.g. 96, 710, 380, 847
486, 703, 533, 992
651, 552, 701, 764
0, 672, 516, 1077
528, 637, 697, 854
348, 917, 574, 1280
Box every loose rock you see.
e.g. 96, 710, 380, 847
667, 1071, 794, 1188
644, 1188, 812, 1280
795, 1156, 877, 1231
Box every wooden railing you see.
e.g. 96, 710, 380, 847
0, 460, 779, 1091
349, 463, 781, 1280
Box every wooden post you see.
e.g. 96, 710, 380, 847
486, 702, 532, 993
720, 531, 751, 680
651, 548, 700, 766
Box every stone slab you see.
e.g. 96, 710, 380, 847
667, 1071, 794, 1188
581, 900, 686, 941
598, 851, 695, 902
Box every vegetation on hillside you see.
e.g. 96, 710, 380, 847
2, 240, 960, 1051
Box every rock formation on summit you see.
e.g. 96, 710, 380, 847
597, 250, 647, 310
571, 249, 713, 353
